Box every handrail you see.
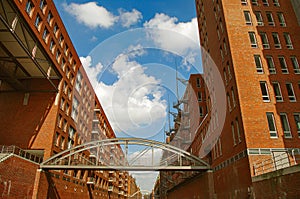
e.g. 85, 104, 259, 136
0, 145, 43, 164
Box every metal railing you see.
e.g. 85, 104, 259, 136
0, 145, 43, 163
253, 151, 300, 176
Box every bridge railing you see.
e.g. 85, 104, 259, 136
0, 145, 43, 163
253, 150, 300, 176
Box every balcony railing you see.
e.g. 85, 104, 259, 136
253, 151, 300, 176
0, 145, 43, 163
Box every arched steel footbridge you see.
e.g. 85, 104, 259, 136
40, 138, 210, 171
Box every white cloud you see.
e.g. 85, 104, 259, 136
63, 2, 118, 28
80, 48, 167, 137
143, 14, 200, 66
119, 9, 142, 28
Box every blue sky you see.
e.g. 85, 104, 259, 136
53, 0, 202, 192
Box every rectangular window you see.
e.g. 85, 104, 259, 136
251, 0, 258, 6
196, 78, 201, 87
241, 0, 248, 5
260, 81, 270, 102
198, 92, 202, 102
266, 112, 277, 138
236, 118, 242, 142
231, 122, 236, 145
34, 14, 41, 29
291, 56, 300, 74
249, 32, 258, 48
231, 87, 236, 108
254, 55, 264, 73
47, 12, 53, 24
25, 1, 33, 16
255, 12, 264, 26
244, 11, 252, 25
55, 132, 59, 146
75, 71, 83, 92
283, 33, 293, 49
40, 0, 47, 12
199, 106, 204, 117
272, 82, 283, 102
49, 39, 55, 52
280, 113, 292, 138
42, 28, 49, 41
277, 13, 286, 27
293, 113, 300, 137
262, 0, 269, 6
227, 62, 232, 80
223, 68, 228, 85
266, 12, 275, 26
71, 96, 79, 122
286, 83, 296, 102
273, 0, 280, 6
278, 56, 288, 74
260, 32, 270, 49
272, 32, 281, 49
266, 55, 276, 74
227, 93, 232, 111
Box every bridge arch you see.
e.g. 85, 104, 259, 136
40, 138, 210, 171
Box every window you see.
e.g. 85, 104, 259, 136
198, 92, 202, 102
56, 50, 61, 62
71, 96, 79, 122
249, 32, 257, 48
278, 56, 288, 73
231, 122, 236, 145
34, 14, 41, 29
231, 87, 236, 108
47, 11, 53, 24
53, 23, 59, 36
241, 0, 247, 5
286, 83, 296, 102
277, 13, 286, 27
293, 113, 300, 137
272, 82, 283, 101
244, 11, 252, 25
227, 93, 232, 111
254, 55, 264, 73
255, 11, 264, 26
55, 132, 59, 146
266, 56, 276, 74
220, 47, 224, 61
291, 56, 300, 74
251, 0, 258, 6
199, 106, 204, 117
236, 118, 242, 142
272, 32, 281, 48
49, 39, 55, 53
196, 78, 201, 87
266, 112, 277, 138
223, 39, 228, 55
260, 32, 270, 49
40, 0, 47, 12
283, 33, 293, 49
262, 0, 269, 6
280, 113, 292, 138
25, 1, 34, 16
223, 68, 228, 85
227, 62, 232, 80
75, 71, 83, 92
260, 81, 270, 102
42, 28, 49, 42
273, 0, 280, 6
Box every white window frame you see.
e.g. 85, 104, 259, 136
260, 81, 270, 102
286, 83, 296, 102
272, 32, 281, 49
244, 11, 252, 25
293, 113, 300, 137
273, 0, 280, 6
249, 32, 258, 48
272, 82, 283, 102
266, 112, 278, 138
280, 113, 292, 138
278, 56, 288, 74
284, 33, 293, 49
241, 0, 248, 5
260, 32, 270, 49
277, 13, 286, 27
254, 55, 264, 73
262, 0, 269, 6
291, 56, 300, 74
266, 55, 276, 74
255, 11, 264, 26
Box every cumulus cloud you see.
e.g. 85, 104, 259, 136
63, 2, 143, 29
63, 2, 118, 28
119, 9, 143, 28
80, 47, 167, 137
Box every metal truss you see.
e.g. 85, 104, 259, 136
40, 138, 210, 171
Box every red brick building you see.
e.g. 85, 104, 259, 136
155, 0, 300, 198
0, 0, 137, 198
